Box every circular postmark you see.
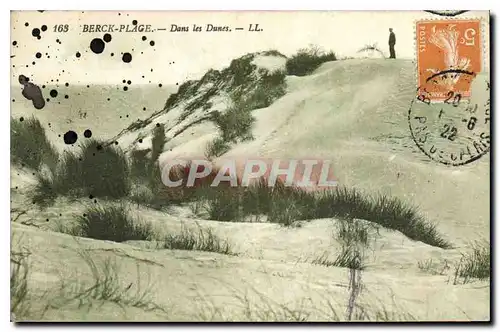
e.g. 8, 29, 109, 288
424, 10, 469, 17
408, 70, 490, 166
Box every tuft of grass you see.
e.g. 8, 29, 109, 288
33, 139, 131, 202
211, 101, 255, 144
312, 246, 365, 270
151, 124, 166, 164
268, 196, 302, 227
50, 248, 167, 314
286, 45, 337, 76
205, 137, 231, 159
31, 172, 58, 207
357, 43, 386, 58
76, 204, 154, 242
11, 116, 59, 172
453, 241, 490, 284
335, 217, 370, 248
162, 225, 234, 255
11, 247, 32, 321
311, 187, 451, 248
130, 148, 152, 182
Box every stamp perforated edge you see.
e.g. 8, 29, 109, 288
412, 16, 489, 99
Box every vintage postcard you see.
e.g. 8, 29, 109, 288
10, 10, 490, 322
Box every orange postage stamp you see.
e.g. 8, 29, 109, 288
416, 19, 482, 103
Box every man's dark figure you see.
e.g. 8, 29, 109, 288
388, 28, 396, 59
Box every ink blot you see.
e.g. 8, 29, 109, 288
35, 52, 41, 58
76, 51, 81, 58
123, 86, 128, 91
132, 20, 138, 25
32, 28, 40, 37
63, 130, 78, 145
103, 33, 112, 43
50, 89, 58, 98
150, 40, 155, 46
41, 25, 47, 31
122, 52, 132, 63
142, 36, 147, 41
19, 75, 45, 109
12, 41, 17, 46
84, 129, 92, 138
90, 38, 105, 54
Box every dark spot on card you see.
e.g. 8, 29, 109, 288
35, 52, 41, 58
41, 25, 47, 31
132, 20, 138, 25
142, 36, 147, 41
63, 130, 78, 144
76, 51, 81, 58
149, 40, 155, 46
84, 129, 92, 138
103, 33, 112, 43
12, 41, 17, 46
19, 117, 24, 122
123, 86, 128, 91
122, 52, 132, 63
138, 139, 143, 143
25, 22, 29, 27
50, 89, 58, 98
32, 28, 40, 37
127, 80, 131, 85
64, 95, 69, 99
19, 75, 45, 109
90, 38, 105, 54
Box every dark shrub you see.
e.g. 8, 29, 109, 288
77, 204, 153, 242
286, 46, 337, 76
11, 116, 58, 171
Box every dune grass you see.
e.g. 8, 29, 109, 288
286, 45, 337, 76
188, 182, 450, 248
162, 225, 234, 255
32, 139, 131, 202
11, 116, 59, 172
49, 249, 167, 314
76, 204, 154, 242
453, 241, 490, 284
11, 246, 32, 321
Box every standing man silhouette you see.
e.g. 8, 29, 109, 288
388, 28, 396, 59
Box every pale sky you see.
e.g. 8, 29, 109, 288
10, 10, 489, 85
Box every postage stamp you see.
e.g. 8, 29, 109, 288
416, 19, 482, 102
410, 18, 489, 166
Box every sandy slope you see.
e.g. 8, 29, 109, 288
11, 57, 490, 321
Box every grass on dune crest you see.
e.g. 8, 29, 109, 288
189, 182, 450, 248
286, 45, 337, 76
